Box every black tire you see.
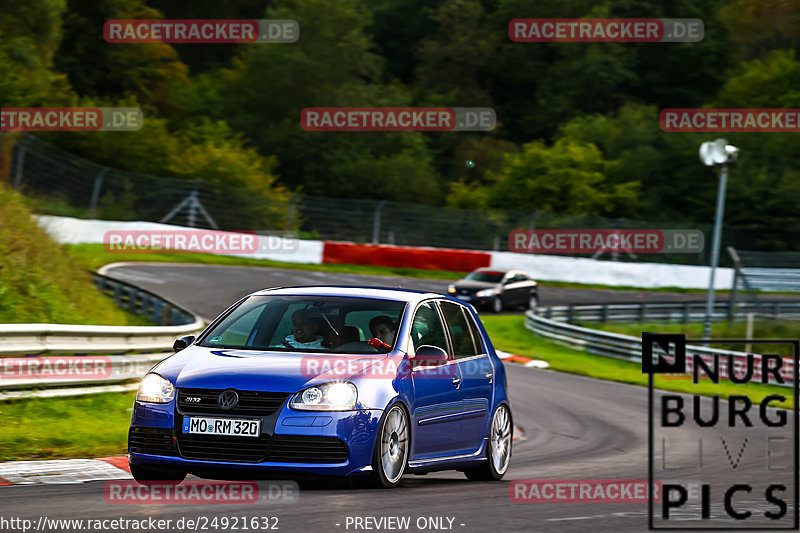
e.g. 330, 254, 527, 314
464, 405, 512, 481
491, 296, 503, 313
130, 463, 186, 486
368, 404, 409, 488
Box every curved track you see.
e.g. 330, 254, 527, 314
2, 263, 791, 532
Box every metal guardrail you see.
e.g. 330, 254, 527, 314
0, 272, 205, 398
534, 299, 800, 324
525, 305, 797, 388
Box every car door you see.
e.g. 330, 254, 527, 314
439, 300, 493, 454
409, 301, 465, 459
499, 272, 519, 306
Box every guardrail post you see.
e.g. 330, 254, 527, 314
602, 304, 609, 323
683, 302, 690, 324
566, 306, 574, 324
639, 303, 647, 322
151, 300, 163, 325
545, 307, 552, 319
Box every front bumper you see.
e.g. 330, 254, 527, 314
129, 400, 383, 477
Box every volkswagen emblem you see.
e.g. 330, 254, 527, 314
217, 389, 239, 410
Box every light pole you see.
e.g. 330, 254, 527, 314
699, 139, 739, 340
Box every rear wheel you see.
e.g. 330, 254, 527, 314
369, 404, 408, 488
130, 463, 186, 486
527, 293, 538, 310
464, 405, 512, 481
492, 296, 503, 313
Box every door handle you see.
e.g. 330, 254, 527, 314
452, 376, 462, 388
485, 372, 493, 382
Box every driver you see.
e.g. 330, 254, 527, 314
282, 309, 326, 349
367, 315, 396, 351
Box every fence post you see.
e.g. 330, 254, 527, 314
639, 303, 647, 322
683, 302, 690, 324
372, 200, 386, 244
88, 167, 109, 219
285, 193, 294, 231
566, 306, 574, 323
12, 137, 30, 190
602, 304, 609, 323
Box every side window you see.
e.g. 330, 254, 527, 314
410, 302, 448, 353
464, 310, 485, 354
440, 301, 478, 359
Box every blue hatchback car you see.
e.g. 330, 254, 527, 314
128, 286, 512, 488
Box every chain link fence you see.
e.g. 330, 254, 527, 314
3, 134, 779, 265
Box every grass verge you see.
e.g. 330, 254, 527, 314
0, 391, 135, 461
0, 186, 151, 326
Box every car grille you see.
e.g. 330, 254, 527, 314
268, 435, 348, 463
177, 433, 270, 462
129, 427, 177, 456
177, 388, 290, 415
174, 433, 348, 464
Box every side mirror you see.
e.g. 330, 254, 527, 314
173, 335, 196, 352
414, 345, 449, 365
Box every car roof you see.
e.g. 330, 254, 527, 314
248, 285, 451, 304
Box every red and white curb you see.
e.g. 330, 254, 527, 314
0, 457, 131, 485
497, 350, 549, 369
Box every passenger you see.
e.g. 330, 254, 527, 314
367, 315, 396, 350
283, 309, 326, 349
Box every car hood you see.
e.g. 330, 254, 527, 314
454, 280, 498, 290
152, 345, 392, 393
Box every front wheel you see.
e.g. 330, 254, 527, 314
130, 463, 186, 486
369, 404, 409, 488
464, 405, 512, 481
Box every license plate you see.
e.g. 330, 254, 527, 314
182, 417, 261, 437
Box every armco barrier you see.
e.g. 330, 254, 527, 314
537, 300, 800, 324
524, 308, 797, 387
0, 272, 205, 398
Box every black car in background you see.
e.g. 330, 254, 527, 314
447, 268, 538, 313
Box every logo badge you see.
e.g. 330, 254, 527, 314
217, 389, 239, 410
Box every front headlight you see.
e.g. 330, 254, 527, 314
290, 382, 357, 411
476, 288, 496, 297
447, 285, 456, 294
136, 373, 175, 404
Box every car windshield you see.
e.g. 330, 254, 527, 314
198, 295, 406, 354
464, 271, 505, 283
